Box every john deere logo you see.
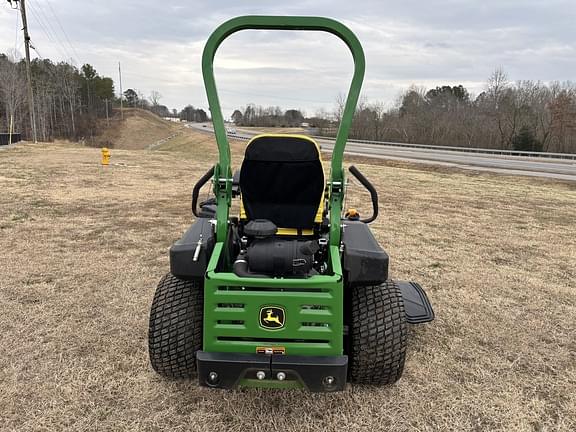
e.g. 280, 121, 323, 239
259, 307, 285, 330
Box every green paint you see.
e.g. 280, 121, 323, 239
200, 15, 365, 389
204, 244, 343, 356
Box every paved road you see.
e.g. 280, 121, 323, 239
189, 123, 576, 181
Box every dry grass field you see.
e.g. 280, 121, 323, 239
94, 108, 185, 150
1, 137, 575, 431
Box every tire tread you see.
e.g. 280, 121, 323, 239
148, 273, 202, 379
349, 280, 408, 385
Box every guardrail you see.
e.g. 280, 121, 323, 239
311, 135, 576, 160
227, 134, 250, 141
196, 127, 576, 161
147, 130, 186, 150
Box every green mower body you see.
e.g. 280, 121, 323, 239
148, 16, 434, 392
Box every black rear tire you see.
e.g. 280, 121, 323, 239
148, 273, 203, 379
348, 280, 407, 385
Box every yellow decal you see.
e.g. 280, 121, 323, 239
256, 346, 286, 355
259, 306, 285, 330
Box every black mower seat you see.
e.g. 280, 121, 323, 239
240, 134, 325, 231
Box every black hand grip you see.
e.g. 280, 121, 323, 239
192, 166, 215, 217
348, 165, 378, 223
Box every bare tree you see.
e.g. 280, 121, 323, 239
149, 90, 162, 106
0, 52, 27, 133
485, 67, 513, 148
548, 82, 576, 152
486, 67, 509, 108
57, 62, 80, 136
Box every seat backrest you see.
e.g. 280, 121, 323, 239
240, 135, 325, 230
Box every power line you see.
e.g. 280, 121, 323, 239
26, 1, 53, 41
44, 0, 80, 63
26, 0, 69, 60
28, 0, 75, 62
27, 10, 60, 57
33, 0, 71, 59
27, 4, 55, 44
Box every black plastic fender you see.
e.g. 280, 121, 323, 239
342, 220, 389, 286
170, 218, 215, 280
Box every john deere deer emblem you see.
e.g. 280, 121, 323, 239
259, 306, 285, 330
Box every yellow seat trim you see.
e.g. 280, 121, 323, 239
277, 228, 315, 236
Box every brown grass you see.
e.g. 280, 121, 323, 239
94, 108, 184, 150
1, 138, 575, 431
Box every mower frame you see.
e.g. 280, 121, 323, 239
196, 16, 365, 391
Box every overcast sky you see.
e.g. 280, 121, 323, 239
1, 0, 575, 117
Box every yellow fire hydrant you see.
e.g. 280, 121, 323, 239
101, 147, 111, 166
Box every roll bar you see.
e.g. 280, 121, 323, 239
201, 16, 365, 244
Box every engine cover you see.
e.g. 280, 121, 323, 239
246, 238, 317, 277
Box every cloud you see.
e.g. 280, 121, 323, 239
0, 0, 574, 114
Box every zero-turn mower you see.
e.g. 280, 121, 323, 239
148, 15, 434, 392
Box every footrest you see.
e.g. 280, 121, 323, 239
397, 281, 435, 324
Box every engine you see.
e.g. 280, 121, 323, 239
232, 219, 326, 278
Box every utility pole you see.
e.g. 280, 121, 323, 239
10, 0, 38, 143
118, 61, 123, 120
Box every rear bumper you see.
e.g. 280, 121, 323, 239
197, 351, 348, 392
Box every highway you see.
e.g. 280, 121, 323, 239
189, 123, 576, 182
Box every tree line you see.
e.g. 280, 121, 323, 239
3, 55, 574, 154
230, 70, 576, 153
121, 88, 208, 123
0, 53, 114, 141
0, 52, 208, 142
231, 105, 308, 128
340, 69, 576, 153
343, 70, 576, 153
